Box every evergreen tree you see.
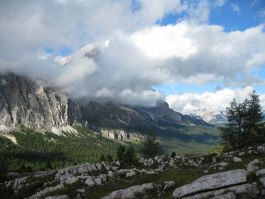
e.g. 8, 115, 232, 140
140, 132, 162, 158
124, 145, 137, 165
220, 90, 264, 149
171, 152, 176, 159
116, 145, 126, 161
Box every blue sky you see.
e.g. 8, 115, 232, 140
155, 0, 265, 95
1, 0, 265, 111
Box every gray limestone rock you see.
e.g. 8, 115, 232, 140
172, 169, 247, 198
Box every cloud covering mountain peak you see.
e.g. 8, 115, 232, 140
0, 0, 265, 107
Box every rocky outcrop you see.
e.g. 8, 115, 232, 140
101, 183, 157, 199
0, 73, 70, 130
172, 169, 248, 198
3, 143, 265, 199
0, 73, 212, 143
100, 128, 144, 142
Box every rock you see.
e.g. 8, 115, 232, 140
99, 174, 107, 183
233, 156, 242, 163
212, 157, 216, 164
239, 152, 245, 156
45, 195, 69, 199
213, 183, 258, 196
208, 162, 229, 170
163, 181, 175, 191
247, 159, 260, 173
0, 73, 70, 130
210, 192, 236, 199
96, 163, 102, 171
101, 183, 156, 199
10, 176, 28, 190
76, 188, 86, 193
256, 168, 265, 177
172, 169, 248, 198
111, 166, 119, 171
107, 171, 114, 178
85, 176, 95, 187
28, 184, 64, 199
182, 183, 258, 199
126, 170, 137, 178
257, 144, 265, 153
94, 177, 102, 185
64, 177, 78, 185
258, 176, 265, 187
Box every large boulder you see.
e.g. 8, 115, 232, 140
101, 183, 156, 199
172, 169, 248, 198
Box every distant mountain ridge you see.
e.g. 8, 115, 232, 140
188, 111, 226, 124
0, 73, 209, 135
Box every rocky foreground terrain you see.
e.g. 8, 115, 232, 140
2, 144, 265, 199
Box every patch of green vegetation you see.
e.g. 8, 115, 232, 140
157, 125, 220, 155
0, 127, 121, 172
0, 124, 220, 173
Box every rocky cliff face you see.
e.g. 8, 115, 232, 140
0, 73, 70, 130
0, 73, 208, 134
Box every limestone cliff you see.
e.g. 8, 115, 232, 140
0, 73, 69, 130
0, 73, 209, 135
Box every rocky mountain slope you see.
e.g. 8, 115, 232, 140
189, 111, 226, 124
0, 73, 208, 135
0, 73, 69, 130
2, 143, 265, 198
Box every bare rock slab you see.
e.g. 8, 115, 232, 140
101, 183, 156, 199
172, 169, 248, 198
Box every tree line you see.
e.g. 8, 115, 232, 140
220, 90, 265, 149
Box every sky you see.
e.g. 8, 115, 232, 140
0, 0, 265, 116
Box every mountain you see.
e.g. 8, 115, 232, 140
0, 73, 209, 135
0, 73, 70, 130
189, 111, 226, 124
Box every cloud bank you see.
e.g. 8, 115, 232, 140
0, 0, 265, 107
166, 87, 265, 116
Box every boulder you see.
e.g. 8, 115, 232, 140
256, 168, 265, 177
85, 176, 95, 187
233, 157, 242, 163
257, 144, 265, 153
45, 195, 69, 199
210, 192, 236, 199
126, 170, 137, 178
172, 169, 248, 198
163, 181, 175, 191
101, 183, 156, 199
247, 159, 260, 173
64, 177, 78, 185
182, 183, 257, 199
29, 184, 64, 199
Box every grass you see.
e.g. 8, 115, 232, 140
0, 126, 121, 172
0, 125, 220, 173
39, 167, 205, 199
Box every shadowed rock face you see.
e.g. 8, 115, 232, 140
0, 73, 69, 130
0, 73, 208, 132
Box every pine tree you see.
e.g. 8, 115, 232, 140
220, 90, 264, 149
140, 131, 162, 158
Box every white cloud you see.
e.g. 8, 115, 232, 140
215, 0, 226, 7
166, 87, 265, 116
0, 0, 265, 107
231, 4, 240, 14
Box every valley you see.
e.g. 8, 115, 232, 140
0, 73, 219, 173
